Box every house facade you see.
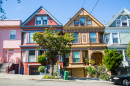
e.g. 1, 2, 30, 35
104, 8, 130, 67
20, 6, 63, 75
63, 8, 106, 78
0, 20, 22, 73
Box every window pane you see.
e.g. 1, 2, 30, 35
23, 33, 26, 44
29, 33, 35, 43
10, 31, 16, 35
43, 20, 47, 25
75, 21, 79, 26
112, 33, 118, 38
43, 16, 48, 20
112, 33, 118, 43
80, 17, 85, 26
73, 51, 80, 63
106, 39, 111, 44
87, 20, 91, 26
73, 33, 79, 43
90, 33, 96, 43
29, 50, 35, 62
83, 51, 86, 58
37, 17, 41, 20
106, 34, 110, 38
121, 16, 127, 20
22, 51, 26, 62
122, 23, 127, 26
116, 20, 120, 26
113, 38, 118, 43
36, 21, 41, 25
10, 35, 16, 39
65, 53, 69, 58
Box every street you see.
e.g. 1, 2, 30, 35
0, 79, 121, 86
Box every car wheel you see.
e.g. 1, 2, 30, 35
123, 79, 129, 86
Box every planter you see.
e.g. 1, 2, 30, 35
40, 72, 45, 75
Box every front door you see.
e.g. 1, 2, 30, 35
92, 53, 102, 65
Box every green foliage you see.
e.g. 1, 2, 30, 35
54, 72, 57, 76
44, 75, 49, 79
89, 59, 95, 65
85, 66, 96, 76
37, 55, 46, 66
99, 73, 110, 81
43, 75, 57, 79
54, 76, 59, 79
56, 60, 58, 72
97, 65, 107, 74
126, 42, 130, 59
38, 66, 45, 72
33, 27, 74, 76
85, 58, 89, 64
103, 49, 123, 71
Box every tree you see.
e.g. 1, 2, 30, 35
37, 55, 46, 66
33, 27, 74, 76
126, 42, 130, 59
0, 0, 21, 20
103, 49, 123, 74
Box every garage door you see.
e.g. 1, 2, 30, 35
72, 68, 84, 78
31, 67, 40, 75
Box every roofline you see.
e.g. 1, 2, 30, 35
20, 25, 63, 28
64, 7, 104, 27
106, 8, 130, 27
21, 6, 62, 26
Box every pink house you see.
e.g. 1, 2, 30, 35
0, 20, 22, 73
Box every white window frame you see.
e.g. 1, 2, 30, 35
28, 50, 36, 62
112, 33, 119, 44
116, 16, 130, 27
23, 33, 27, 44
29, 32, 35, 43
9, 30, 16, 39
105, 33, 111, 44
22, 51, 26, 62
73, 33, 79, 44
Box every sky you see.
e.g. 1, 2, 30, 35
2, 0, 130, 25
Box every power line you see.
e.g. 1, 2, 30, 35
90, 0, 99, 14
81, 0, 86, 8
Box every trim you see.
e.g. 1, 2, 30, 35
20, 45, 39, 47
20, 25, 63, 28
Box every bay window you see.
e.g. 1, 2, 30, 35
29, 32, 35, 43
112, 33, 118, 43
89, 33, 96, 43
73, 51, 80, 63
23, 33, 26, 44
106, 34, 111, 44
28, 50, 36, 62
22, 51, 26, 62
73, 33, 79, 43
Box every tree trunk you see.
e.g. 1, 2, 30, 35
50, 59, 54, 76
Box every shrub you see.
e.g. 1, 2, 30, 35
97, 65, 106, 74
38, 66, 45, 72
89, 59, 95, 65
37, 54, 46, 66
85, 66, 96, 76
54, 72, 57, 76
99, 73, 110, 81
50, 76, 54, 79
85, 58, 89, 64
54, 76, 59, 79
44, 74, 49, 79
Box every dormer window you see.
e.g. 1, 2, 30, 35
116, 16, 129, 27
121, 16, 127, 26
36, 16, 48, 25
80, 17, 85, 26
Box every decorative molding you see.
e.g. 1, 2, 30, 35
71, 47, 105, 50
63, 29, 104, 33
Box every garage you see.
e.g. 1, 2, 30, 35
72, 68, 85, 78
30, 67, 40, 75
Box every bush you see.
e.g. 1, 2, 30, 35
38, 54, 46, 66
85, 58, 89, 64
44, 74, 49, 79
97, 65, 106, 74
85, 66, 96, 76
54, 72, 57, 76
99, 73, 110, 81
54, 76, 59, 79
89, 59, 95, 65
38, 66, 45, 72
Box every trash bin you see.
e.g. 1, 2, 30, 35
64, 71, 69, 80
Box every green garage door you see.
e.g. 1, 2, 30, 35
31, 67, 40, 75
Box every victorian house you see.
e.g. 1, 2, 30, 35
63, 8, 106, 77
104, 8, 130, 67
20, 6, 63, 75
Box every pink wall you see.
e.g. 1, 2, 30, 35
26, 17, 35, 25
48, 17, 57, 25
38, 9, 46, 13
0, 20, 21, 63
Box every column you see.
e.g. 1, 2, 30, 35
96, 32, 99, 43
122, 50, 126, 61
80, 50, 83, 63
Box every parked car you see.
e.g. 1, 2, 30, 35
110, 74, 130, 86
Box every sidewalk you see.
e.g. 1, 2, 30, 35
0, 73, 112, 83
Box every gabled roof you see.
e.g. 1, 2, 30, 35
21, 6, 62, 26
64, 7, 104, 27
106, 8, 130, 27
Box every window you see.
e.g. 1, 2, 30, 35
129, 20, 130, 26
29, 32, 35, 43
73, 51, 80, 63
75, 21, 79, 26
89, 33, 96, 43
36, 16, 48, 25
121, 16, 127, 26
99, 33, 102, 43
83, 51, 87, 62
87, 20, 91, 26
8, 49, 14, 51
22, 51, 26, 62
39, 50, 44, 55
80, 17, 85, 26
10, 30, 16, 39
65, 53, 69, 62
28, 50, 36, 62
116, 20, 120, 27
73, 33, 79, 43
23, 33, 26, 44
112, 33, 118, 43
106, 34, 111, 44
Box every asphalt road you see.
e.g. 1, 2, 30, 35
0, 79, 121, 86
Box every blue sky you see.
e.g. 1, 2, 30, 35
2, 0, 130, 25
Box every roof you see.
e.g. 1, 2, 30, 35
21, 6, 62, 26
106, 8, 130, 27
64, 7, 104, 27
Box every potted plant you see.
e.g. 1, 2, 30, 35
84, 58, 89, 65
89, 59, 95, 66
38, 66, 45, 75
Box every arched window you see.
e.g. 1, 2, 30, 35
121, 16, 127, 26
